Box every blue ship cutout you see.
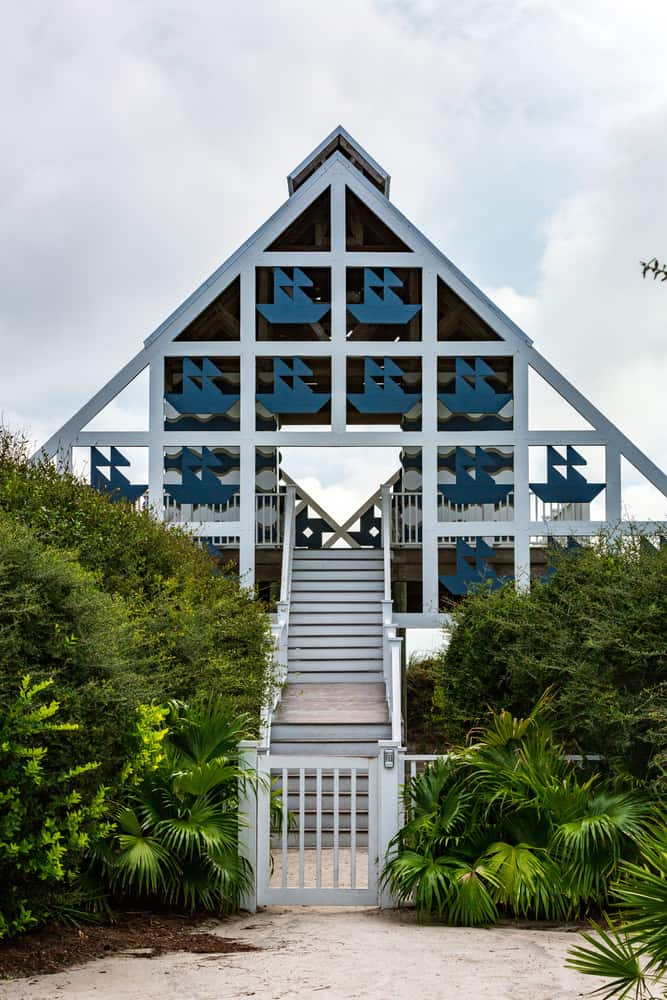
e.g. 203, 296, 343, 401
165, 358, 240, 415
440, 538, 509, 595
164, 447, 239, 505
530, 446, 604, 504
91, 447, 147, 503
438, 447, 513, 505
348, 268, 421, 326
348, 358, 422, 414
257, 268, 330, 325
438, 358, 512, 414
256, 358, 330, 414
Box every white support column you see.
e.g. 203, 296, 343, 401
421, 268, 439, 613
148, 357, 164, 518
239, 264, 257, 587
605, 445, 622, 526
330, 175, 347, 433
421, 443, 439, 613
237, 740, 259, 913
513, 350, 530, 590
377, 740, 405, 908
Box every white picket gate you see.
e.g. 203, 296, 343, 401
256, 753, 380, 906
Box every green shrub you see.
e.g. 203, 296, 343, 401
382, 696, 659, 925
0, 677, 110, 940
405, 654, 439, 753
0, 514, 152, 788
0, 429, 273, 726
432, 535, 667, 782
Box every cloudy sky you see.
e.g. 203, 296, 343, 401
2, 0, 667, 534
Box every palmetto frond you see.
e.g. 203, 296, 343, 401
109, 806, 178, 896
481, 841, 565, 920
567, 921, 649, 1000
552, 793, 654, 904
102, 698, 253, 913
171, 757, 243, 798
616, 861, 667, 968
167, 698, 251, 768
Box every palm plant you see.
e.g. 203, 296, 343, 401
99, 698, 255, 913
382, 696, 658, 926
567, 829, 667, 999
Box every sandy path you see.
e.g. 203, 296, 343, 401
1, 907, 593, 1000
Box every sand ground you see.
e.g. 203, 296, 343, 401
1, 906, 594, 1000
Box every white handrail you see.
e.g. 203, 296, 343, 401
279, 485, 296, 606
381, 485, 392, 602
380, 484, 402, 742
260, 485, 296, 749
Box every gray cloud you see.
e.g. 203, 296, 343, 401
1, 0, 666, 521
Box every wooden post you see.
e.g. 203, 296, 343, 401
238, 740, 259, 913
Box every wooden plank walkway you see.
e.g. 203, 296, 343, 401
273, 682, 389, 725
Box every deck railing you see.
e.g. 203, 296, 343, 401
256, 491, 285, 545
390, 491, 422, 545
437, 492, 514, 523
381, 485, 403, 743
260, 485, 296, 749
530, 496, 590, 522
163, 493, 241, 524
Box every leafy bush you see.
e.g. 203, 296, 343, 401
0, 514, 150, 788
432, 535, 667, 781
0, 429, 274, 937
0, 677, 110, 940
0, 430, 273, 724
99, 699, 253, 913
405, 654, 439, 753
382, 697, 659, 925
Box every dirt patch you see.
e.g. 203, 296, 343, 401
0, 912, 258, 980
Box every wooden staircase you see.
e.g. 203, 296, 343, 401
270, 548, 391, 757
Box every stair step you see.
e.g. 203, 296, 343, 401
289, 647, 381, 658
287, 671, 385, 684
283, 797, 368, 812
292, 559, 382, 572
293, 549, 382, 559
291, 580, 384, 593
275, 774, 370, 791
288, 649, 382, 670
292, 570, 384, 583
290, 602, 381, 615
287, 625, 382, 650
271, 724, 391, 741
289, 615, 382, 636
270, 740, 381, 755
290, 615, 382, 628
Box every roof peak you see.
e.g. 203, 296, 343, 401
287, 126, 390, 198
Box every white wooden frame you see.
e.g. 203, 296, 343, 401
36, 126, 667, 619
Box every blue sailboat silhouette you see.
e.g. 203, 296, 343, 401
438, 358, 512, 414
348, 268, 421, 325
164, 447, 239, 505
530, 446, 604, 503
256, 268, 330, 325
347, 358, 422, 414
438, 447, 513, 505
165, 358, 240, 414
440, 538, 508, 595
91, 447, 147, 503
256, 358, 330, 414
